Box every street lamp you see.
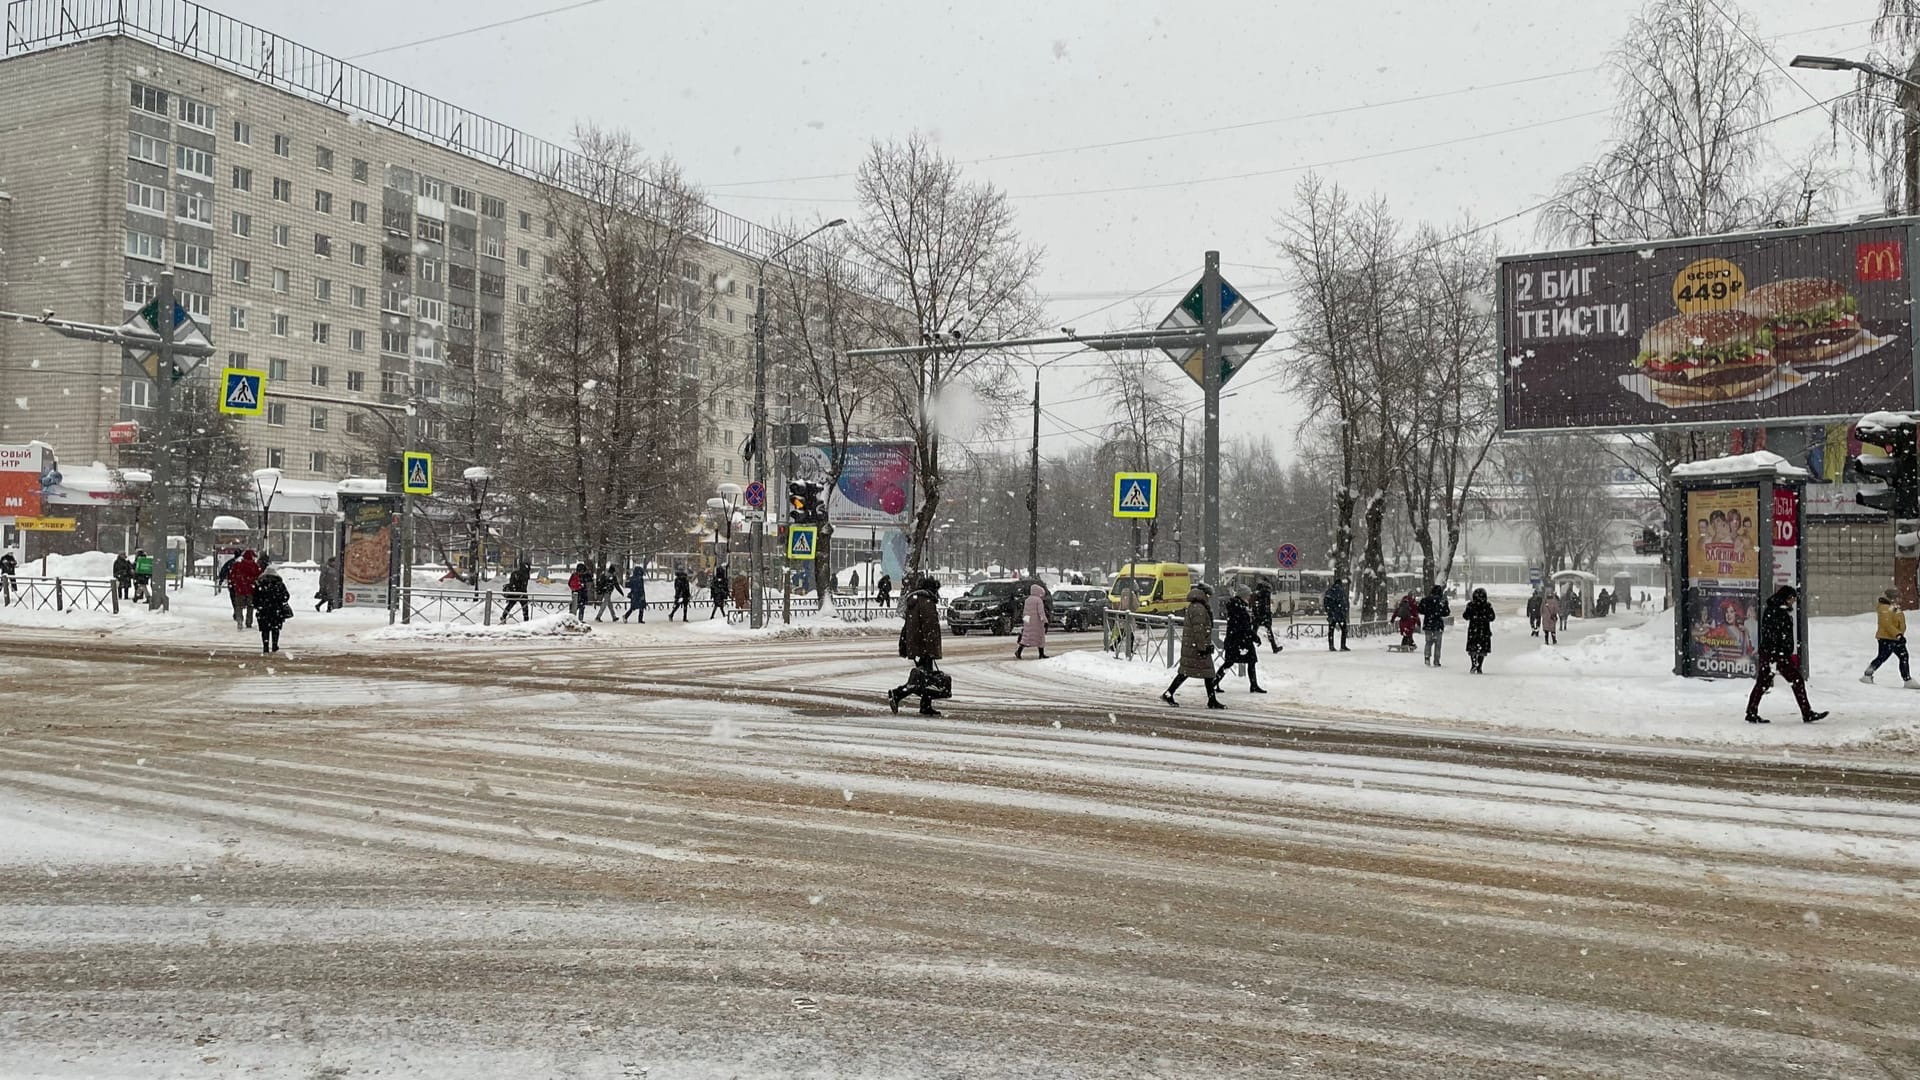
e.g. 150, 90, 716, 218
751, 217, 847, 629
250, 467, 282, 558
1067, 538, 1081, 580
120, 469, 152, 556
462, 466, 493, 592
1791, 54, 1920, 214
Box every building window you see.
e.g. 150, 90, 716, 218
518, 210, 531, 231
348, 329, 366, 352
449, 264, 475, 291
382, 288, 408, 314
418, 257, 441, 283
228, 306, 248, 330
346, 370, 365, 391
313, 233, 332, 258
272, 133, 291, 158
231, 211, 252, 237
351, 158, 368, 183
481, 234, 504, 260
230, 258, 251, 285
380, 371, 406, 395
229, 351, 249, 367
124, 229, 165, 263
126, 180, 166, 215
479, 348, 504, 373
231, 166, 253, 192
266, 447, 284, 469
383, 207, 411, 236
268, 357, 289, 380
350, 200, 367, 224
448, 303, 475, 330
309, 407, 328, 431
313, 277, 332, 302
265, 403, 287, 426
383, 248, 410, 275
310, 364, 329, 387
349, 285, 367, 309
416, 217, 444, 244
311, 322, 330, 344
272, 177, 293, 203
413, 336, 441, 362
381, 329, 408, 355
130, 82, 168, 116
346, 413, 368, 435
545, 219, 556, 239
272, 268, 290, 294
450, 186, 475, 211
418, 176, 444, 200
479, 272, 504, 298
128, 131, 166, 166
315, 145, 334, 172
180, 291, 211, 320
516, 284, 530, 304
450, 223, 474, 252
313, 190, 333, 214
232, 120, 252, 145
122, 378, 151, 409
178, 97, 214, 130
272, 224, 291, 247
480, 195, 506, 219
308, 450, 328, 473
176, 243, 211, 272
350, 243, 367, 267
415, 297, 443, 322
479, 311, 502, 335
272, 313, 289, 337
516, 248, 529, 268
541, 255, 554, 275
178, 192, 212, 225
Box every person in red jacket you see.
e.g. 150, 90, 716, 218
227, 549, 261, 630
1394, 592, 1419, 650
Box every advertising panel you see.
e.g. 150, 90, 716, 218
1687, 586, 1760, 679
1771, 487, 1800, 588
337, 493, 399, 607
0, 444, 45, 518
1501, 221, 1914, 431
787, 442, 915, 528
1685, 488, 1760, 584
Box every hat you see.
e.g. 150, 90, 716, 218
1884, 587, 1901, 603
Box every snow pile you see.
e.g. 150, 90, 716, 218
19, 550, 119, 579
365, 613, 592, 642
1672, 451, 1808, 479
686, 608, 899, 641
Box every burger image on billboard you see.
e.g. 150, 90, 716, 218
1735, 277, 1861, 365
1633, 309, 1776, 405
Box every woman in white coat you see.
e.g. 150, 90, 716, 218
1014, 583, 1049, 660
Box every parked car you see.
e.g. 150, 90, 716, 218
1049, 585, 1108, 631
946, 578, 1042, 636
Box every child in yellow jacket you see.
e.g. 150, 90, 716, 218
1861, 588, 1920, 688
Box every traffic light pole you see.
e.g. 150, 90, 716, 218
1201, 251, 1222, 588
147, 271, 177, 611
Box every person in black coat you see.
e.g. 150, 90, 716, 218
112, 553, 134, 599
1323, 579, 1350, 652
251, 566, 293, 654
1418, 583, 1451, 668
1526, 589, 1542, 636
891, 577, 947, 716
501, 562, 532, 622
875, 574, 892, 608
1250, 577, 1282, 654
1463, 587, 1496, 674
670, 568, 692, 621
1746, 586, 1827, 724
1216, 586, 1266, 693
623, 564, 648, 622
709, 565, 730, 619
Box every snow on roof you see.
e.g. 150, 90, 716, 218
1858, 411, 1918, 436
1671, 451, 1810, 480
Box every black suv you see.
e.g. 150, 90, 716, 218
946, 579, 1042, 636
1048, 586, 1108, 631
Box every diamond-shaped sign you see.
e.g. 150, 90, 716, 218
121, 300, 212, 381
1157, 276, 1275, 388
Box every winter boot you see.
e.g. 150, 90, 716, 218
887, 689, 903, 714
1014, 645, 1024, 659
1745, 714, 1769, 724
1038, 649, 1047, 659
1803, 710, 1828, 724
1248, 674, 1267, 694
918, 701, 942, 717
1861, 671, 1875, 684
1905, 680, 1920, 689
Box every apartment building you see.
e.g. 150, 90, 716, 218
0, 1, 808, 502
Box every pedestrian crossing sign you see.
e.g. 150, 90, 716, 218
403, 451, 433, 495
1112, 472, 1158, 519
786, 524, 818, 560
219, 367, 265, 416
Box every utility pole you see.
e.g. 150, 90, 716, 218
147, 271, 177, 611
1174, 411, 1187, 561
1201, 250, 1222, 588
1027, 363, 1041, 579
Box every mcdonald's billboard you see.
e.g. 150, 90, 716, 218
1500, 219, 1918, 432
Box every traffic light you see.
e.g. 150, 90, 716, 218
1851, 414, 1920, 518
787, 480, 827, 524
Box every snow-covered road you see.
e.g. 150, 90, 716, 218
0, 631, 1916, 1077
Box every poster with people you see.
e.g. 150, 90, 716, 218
1686, 488, 1760, 584
1686, 587, 1759, 678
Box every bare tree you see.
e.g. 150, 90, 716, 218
1834, 3, 1920, 215
1086, 335, 1180, 556
1511, 436, 1621, 572
853, 135, 1042, 577
1539, 0, 1838, 246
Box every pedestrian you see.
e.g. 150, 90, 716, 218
1216, 585, 1265, 694
1418, 582, 1451, 668
131, 548, 153, 602
594, 563, 623, 622
1251, 577, 1282, 654
1526, 589, 1542, 636
227, 549, 261, 629
503, 561, 532, 622
709, 564, 730, 619
1163, 583, 1223, 709
1464, 587, 1496, 674
875, 573, 892, 608
112, 552, 133, 599
1014, 582, 1049, 660
1747, 586, 1827, 724
0, 548, 16, 603
671, 567, 692, 621
624, 563, 648, 623
1569, 589, 1584, 619
1323, 578, 1350, 652
315, 555, 340, 612
889, 575, 948, 717
1394, 592, 1419, 650
252, 563, 292, 654
216, 551, 236, 593
849, 569, 860, 596
1861, 587, 1920, 688
1559, 587, 1573, 628
1540, 591, 1560, 645
731, 569, 749, 612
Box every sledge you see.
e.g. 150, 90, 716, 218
1386, 643, 1418, 653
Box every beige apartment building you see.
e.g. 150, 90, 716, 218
0, 1, 824, 552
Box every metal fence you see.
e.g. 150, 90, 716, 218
0, 575, 121, 613
1283, 618, 1392, 641
387, 588, 919, 627
1101, 610, 1221, 668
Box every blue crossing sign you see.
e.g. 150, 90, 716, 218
786, 524, 818, 560
1112, 472, 1158, 519
403, 451, 434, 495
219, 367, 265, 416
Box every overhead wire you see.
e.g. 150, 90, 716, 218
343, 0, 611, 60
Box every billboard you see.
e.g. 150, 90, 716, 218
786, 442, 915, 528
1501, 220, 1916, 431
0, 444, 44, 518
337, 493, 399, 607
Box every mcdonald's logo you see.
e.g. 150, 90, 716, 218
1856, 241, 1904, 283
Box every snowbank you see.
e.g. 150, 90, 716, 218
365, 614, 593, 641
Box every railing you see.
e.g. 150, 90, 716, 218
0, 575, 121, 613
1101, 609, 1227, 669
1284, 618, 1393, 640
386, 587, 922, 628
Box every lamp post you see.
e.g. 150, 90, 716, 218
752, 218, 847, 629
250, 467, 282, 559
1020, 353, 1081, 582
1067, 538, 1081, 581
462, 466, 493, 593
1792, 54, 1920, 214
121, 469, 153, 556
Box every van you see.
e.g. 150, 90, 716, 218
1108, 561, 1192, 615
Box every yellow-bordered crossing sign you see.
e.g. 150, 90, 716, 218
219, 367, 266, 416
786, 524, 818, 560
1112, 472, 1158, 519
403, 451, 433, 495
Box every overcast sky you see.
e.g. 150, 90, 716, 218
239, 0, 1879, 457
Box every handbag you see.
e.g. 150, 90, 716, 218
906, 662, 952, 699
